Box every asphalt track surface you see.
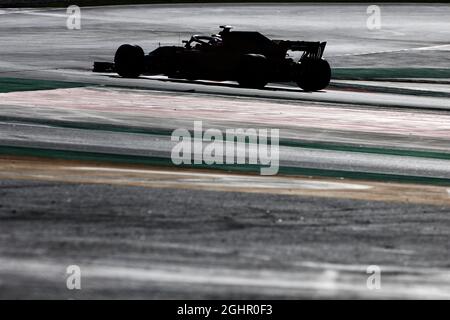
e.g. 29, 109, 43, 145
0, 3, 450, 299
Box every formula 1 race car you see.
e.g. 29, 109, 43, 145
94, 26, 331, 91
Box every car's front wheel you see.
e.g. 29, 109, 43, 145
114, 44, 144, 78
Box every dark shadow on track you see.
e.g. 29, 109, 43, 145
103, 74, 330, 93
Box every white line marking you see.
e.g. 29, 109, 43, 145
415, 44, 450, 51
332, 43, 450, 57
66, 166, 372, 190
0, 258, 448, 299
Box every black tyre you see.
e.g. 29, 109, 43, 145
237, 54, 269, 89
296, 58, 331, 91
114, 44, 144, 78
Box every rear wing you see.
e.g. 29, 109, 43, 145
273, 40, 327, 59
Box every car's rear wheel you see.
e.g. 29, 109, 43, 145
295, 58, 331, 91
237, 54, 269, 89
114, 44, 144, 78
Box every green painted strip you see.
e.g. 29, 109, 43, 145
0, 116, 174, 137
2, 115, 450, 161
329, 82, 450, 98
279, 139, 450, 160
0, 78, 88, 93
2, 145, 450, 186
332, 68, 450, 80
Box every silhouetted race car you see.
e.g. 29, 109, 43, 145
94, 26, 331, 91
